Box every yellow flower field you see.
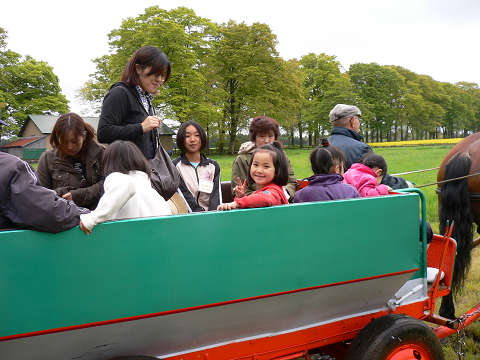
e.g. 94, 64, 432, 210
368, 138, 463, 147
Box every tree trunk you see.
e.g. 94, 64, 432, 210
206, 122, 210, 155
227, 79, 238, 154
218, 112, 227, 154
229, 119, 237, 154
298, 121, 303, 148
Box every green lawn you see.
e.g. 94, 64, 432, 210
373, 145, 453, 233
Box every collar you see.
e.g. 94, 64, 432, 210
54, 141, 103, 164
135, 85, 154, 102
238, 141, 256, 154
308, 173, 344, 184
179, 153, 209, 166
331, 127, 364, 141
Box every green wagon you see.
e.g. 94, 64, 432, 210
0, 189, 474, 359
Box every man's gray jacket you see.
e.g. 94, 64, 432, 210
329, 127, 409, 190
329, 127, 372, 169
0, 152, 89, 232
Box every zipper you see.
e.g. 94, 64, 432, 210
194, 164, 201, 203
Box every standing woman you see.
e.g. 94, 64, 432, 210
97, 46, 171, 160
37, 113, 105, 210
173, 121, 222, 212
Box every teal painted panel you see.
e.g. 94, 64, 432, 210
22, 148, 45, 160
0, 193, 421, 336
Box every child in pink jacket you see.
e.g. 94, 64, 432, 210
343, 153, 391, 197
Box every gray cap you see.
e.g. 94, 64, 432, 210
329, 104, 361, 122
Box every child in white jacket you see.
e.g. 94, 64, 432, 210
79, 140, 171, 234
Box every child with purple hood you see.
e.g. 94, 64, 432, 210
293, 139, 359, 203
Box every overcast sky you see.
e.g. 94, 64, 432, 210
2, 0, 480, 116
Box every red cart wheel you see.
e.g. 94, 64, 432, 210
345, 314, 444, 360
386, 343, 437, 360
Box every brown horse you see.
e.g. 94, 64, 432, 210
437, 132, 480, 319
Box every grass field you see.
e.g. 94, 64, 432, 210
216, 144, 480, 358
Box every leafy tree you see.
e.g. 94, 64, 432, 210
298, 53, 355, 146
81, 6, 217, 128
349, 63, 405, 142
209, 20, 289, 153
456, 82, 480, 134
78, 7, 480, 145
440, 82, 473, 138
0, 27, 68, 138
272, 58, 303, 146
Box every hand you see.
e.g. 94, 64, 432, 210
217, 202, 239, 211
62, 192, 73, 201
141, 116, 162, 133
79, 221, 92, 235
234, 177, 247, 198
386, 185, 393, 191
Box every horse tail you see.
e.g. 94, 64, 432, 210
439, 152, 474, 294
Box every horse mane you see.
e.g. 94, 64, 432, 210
439, 152, 473, 294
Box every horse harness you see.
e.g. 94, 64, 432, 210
432, 171, 480, 201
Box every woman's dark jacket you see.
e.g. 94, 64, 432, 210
0, 151, 89, 233
293, 174, 360, 203
36, 141, 105, 210
98, 82, 157, 159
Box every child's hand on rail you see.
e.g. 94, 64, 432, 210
217, 201, 240, 211
79, 221, 92, 235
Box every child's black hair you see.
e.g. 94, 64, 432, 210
310, 138, 345, 174
248, 141, 289, 186
103, 140, 151, 177
176, 120, 207, 154
360, 152, 388, 175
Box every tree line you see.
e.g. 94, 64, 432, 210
2, 7, 480, 151
0, 27, 68, 140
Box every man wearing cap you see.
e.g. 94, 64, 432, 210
328, 104, 410, 189
328, 104, 370, 170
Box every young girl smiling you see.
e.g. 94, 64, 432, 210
173, 121, 222, 212
218, 142, 289, 210
231, 116, 297, 200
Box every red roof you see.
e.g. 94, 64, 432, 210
2, 136, 43, 148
